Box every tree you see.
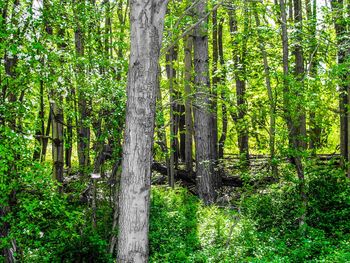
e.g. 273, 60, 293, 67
278, 0, 306, 227
229, 1, 250, 168
253, 1, 278, 177
331, 0, 350, 172
193, 0, 217, 204
74, 0, 90, 176
184, 35, 193, 174
117, 0, 169, 261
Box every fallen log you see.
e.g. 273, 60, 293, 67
151, 162, 274, 187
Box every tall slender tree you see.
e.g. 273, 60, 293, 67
278, 0, 306, 226
253, 2, 278, 177
184, 35, 193, 174
331, 0, 350, 170
229, 2, 250, 168
74, 0, 90, 175
193, 0, 217, 204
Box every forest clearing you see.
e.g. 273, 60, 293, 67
1, 0, 350, 262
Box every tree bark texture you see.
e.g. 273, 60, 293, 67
331, 0, 350, 170
184, 35, 193, 173
293, 0, 307, 150
218, 18, 227, 161
117, 0, 168, 261
75, 0, 91, 175
229, 4, 249, 168
193, 0, 217, 204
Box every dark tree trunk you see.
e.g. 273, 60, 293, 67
293, 0, 307, 150
193, 0, 217, 204
33, 80, 45, 161
229, 4, 249, 168
306, 0, 321, 152
218, 18, 227, 161
184, 35, 193, 174
166, 47, 177, 187
331, 0, 349, 171
211, 8, 220, 187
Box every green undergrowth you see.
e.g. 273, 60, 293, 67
2, 130, 349, 263
149, 166, 350, 262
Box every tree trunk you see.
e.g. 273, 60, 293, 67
166, 47, 177, 188
193, 0, 217, 204
184, 35, 193, 174
33, 80, 45, 161
155, 67, 171, 179
45, 0, 64, 185
331, 0, 349, 171
211, 8, 220, 187
279, 0, 306, 227
218, 18, 227, 161
117, 1, 168, 261
253, 2, 278, 177
306, 0, 321, 152
75, 0, 90, 175
293, 0, 307, 150
51, 102, 64, 184
42, 113, 51, 160
229, 4, 249, 168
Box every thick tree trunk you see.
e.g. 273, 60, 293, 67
184, 35, 193, 174
117, 1, 168, 262
193, 0, 217, 204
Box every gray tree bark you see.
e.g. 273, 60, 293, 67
117, 0, 168, 261
193, 0, 217, 204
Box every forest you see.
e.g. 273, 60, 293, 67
1, 0, 350, 262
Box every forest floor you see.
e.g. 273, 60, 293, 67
148, 156, 350, 262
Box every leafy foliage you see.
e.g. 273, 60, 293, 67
149, 168, 350, 262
